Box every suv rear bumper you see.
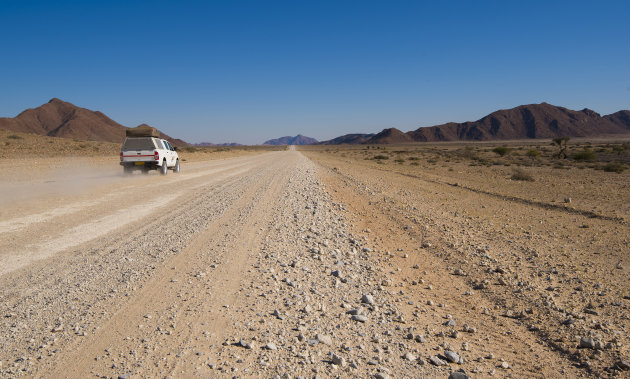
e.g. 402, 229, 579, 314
120, 161, 160, 169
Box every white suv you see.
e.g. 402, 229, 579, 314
120, 137, 180, 175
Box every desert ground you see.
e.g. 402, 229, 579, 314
0, 135, 629, 378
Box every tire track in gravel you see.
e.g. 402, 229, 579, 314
0, 151, 286, 377
304, 152, 587, 378
45, 152, 300, 378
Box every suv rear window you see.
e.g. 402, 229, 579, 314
122, 138, 156, 150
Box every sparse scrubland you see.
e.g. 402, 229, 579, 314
300, 138, 630, 377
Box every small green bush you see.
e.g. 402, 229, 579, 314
526, 149, 540, 159
373, 155, 389, 160
572, 149, 596, 161
8, 134, 23, 140
492, 146, 511, 156
603, 162, 624, 173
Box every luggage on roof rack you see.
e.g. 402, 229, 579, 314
126, 125, 159, 137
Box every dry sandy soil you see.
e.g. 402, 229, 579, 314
0, 141, 628, 378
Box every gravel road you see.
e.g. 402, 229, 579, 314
0, 150, 622, 378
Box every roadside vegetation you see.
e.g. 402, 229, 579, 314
299, 137, 630, 176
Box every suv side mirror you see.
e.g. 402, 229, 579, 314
173, 146, 178, 151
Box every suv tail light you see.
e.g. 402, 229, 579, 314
154, 151, 160, 161
120, 151, 123, 161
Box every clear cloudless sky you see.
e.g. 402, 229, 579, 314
1, 0, 629, 144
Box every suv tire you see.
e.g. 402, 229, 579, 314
160, 160, 168, 175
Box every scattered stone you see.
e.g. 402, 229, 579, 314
264, 342, 277, 350
316, 334, 333, 346
403, 352, 416, 361
238, 339, 255, 349
347, 308, 364, 315
448, 372, 470, 379
429, 356, 447, 366
351, 315, 368, 323
414, 334, 426, 343
330, 353, 346, 366
444, 350, 463, 364
614, 360, 630, 371
453, 269, 466, 276
579, 337, 602, 350
361, 294, 375, 305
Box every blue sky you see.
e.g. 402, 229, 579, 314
1, 1, 629, 144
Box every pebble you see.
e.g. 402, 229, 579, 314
361, 294, 375, 305
316, 334, 333, 346
330, 352, 346, 366
444, 350, 463, 364
351, 315, 368, 323
403, 352, 416, 361
264, 342, 277, 350
579, 337, 602, 350
448, 372, 470, 379
429, 356, 447, 366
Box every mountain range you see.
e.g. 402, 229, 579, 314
0, 98, 188, 146
1, 100, 629, 147
263, 135, 318, 145
320, 103, 630, 144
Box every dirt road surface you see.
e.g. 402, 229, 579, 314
0, 150, 626, 378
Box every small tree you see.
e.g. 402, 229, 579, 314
552, 137, 570, 159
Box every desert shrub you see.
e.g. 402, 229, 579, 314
603, 162, 624, 173
526, 149, 540, 159
612, 145, 625, 154
511, 168, 534, 181
7, 134, 22, 139
492, 146, 511, 156
408, 156, 420, 161
410, 162, 419, 166
373, 155, 389, 160
394, 158, 405, 163
572, 149, 596, 161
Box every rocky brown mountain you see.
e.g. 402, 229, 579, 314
406, 103, 630, 143
318, 133, 375, 145
0, 98, 188, 146
365, 127, 414, 144
325, 103, 630, 145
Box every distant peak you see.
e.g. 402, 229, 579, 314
581, 108, 600, 118
48, 98, 64, 104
